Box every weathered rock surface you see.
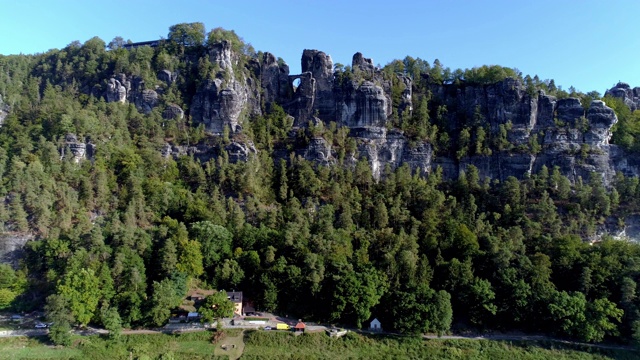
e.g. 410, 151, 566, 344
190, 40, 259, 133
61, 133, 94, 163
157, 69, 177, 85
226, 141, 257, 163
104, 74, 159, 114
302, 50, 335, 120
105, 77, 127, 103
100, 46, 634, 190
0, 232, 34, 268
337, 80, 389, 128
260, 52, 292, 104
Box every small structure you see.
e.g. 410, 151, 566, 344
294, 321, 306, 333
369, 318, 382, 331
187, 312, 200, 322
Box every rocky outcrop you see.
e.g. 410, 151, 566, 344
302, 137, 334, 166
302, 50, 335, 120
104, 74, 159, 114
337, 80, 389, 128
162, 104, 184, 120
105, 77, 127, 103
0, 232, 34, 268
157, 69, 177, 85
260, 52, 292, 104
190, 40, 259, 134
606, 82, 640, 110
134, 89, 159, 114
427, 79, 624, 184
226, 141, 257, 163
191, 78, 248, 133
61, 133, 95, 163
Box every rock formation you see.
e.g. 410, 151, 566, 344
162, 103, 184, 120
606, 82, 640, 110
104, 74, 159, 114
190, 40, 259, 133
101, 43, 637, 188
61, 133, 95, 163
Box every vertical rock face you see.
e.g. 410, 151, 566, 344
191, 40, 257, 133
586, 100, 617, 146
191, 78, 248, 133
105, 78, 127, 103
260, 52, 292, 104
288, 72, 316, 127
342, 81, 388, 128
301, 50, 335, 120
98, 45, 636, 187
425, 78, 625, 184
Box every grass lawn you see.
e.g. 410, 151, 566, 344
1, 330, 637, 360
0, 336, 82, 359
0, 331, 225, 360
240, 330, 640, 360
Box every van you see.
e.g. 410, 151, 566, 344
276, 323, 290, 330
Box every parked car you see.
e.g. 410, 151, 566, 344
264, 326, 272, 330
34, 323, 48, 329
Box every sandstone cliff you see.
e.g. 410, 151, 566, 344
99, 42, 637, 187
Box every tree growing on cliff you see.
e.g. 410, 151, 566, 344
168, 22, 206, 47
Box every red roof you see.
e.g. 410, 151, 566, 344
295, 322, 306, 329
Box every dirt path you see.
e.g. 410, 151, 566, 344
214, 329, 245, 360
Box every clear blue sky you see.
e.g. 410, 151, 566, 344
1, 0, 638, 94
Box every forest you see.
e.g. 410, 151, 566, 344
1, 22, 640, 347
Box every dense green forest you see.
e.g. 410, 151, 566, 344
1, 22, 640, 347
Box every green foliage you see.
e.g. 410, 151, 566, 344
45, 294, 75, 346
57, 268, 101, 326
0, 22, 639, 346
148, 278, 184, 327
607, 95, 640, 152
461, 65, 519, 85
168, 22, 206, 47
207, 27, 247, 54
0, 288, 17, 309
101, 305, 122, 340
199, 291, 235, 323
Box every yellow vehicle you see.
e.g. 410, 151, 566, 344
276, 323, 290, 330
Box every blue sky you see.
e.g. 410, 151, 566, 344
1, 0, 638, 94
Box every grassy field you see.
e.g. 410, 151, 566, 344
240, 330, 639, 360
0, 330, 637, 359
0, 331, 226, 360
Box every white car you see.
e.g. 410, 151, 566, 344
34, 323, 48, 329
